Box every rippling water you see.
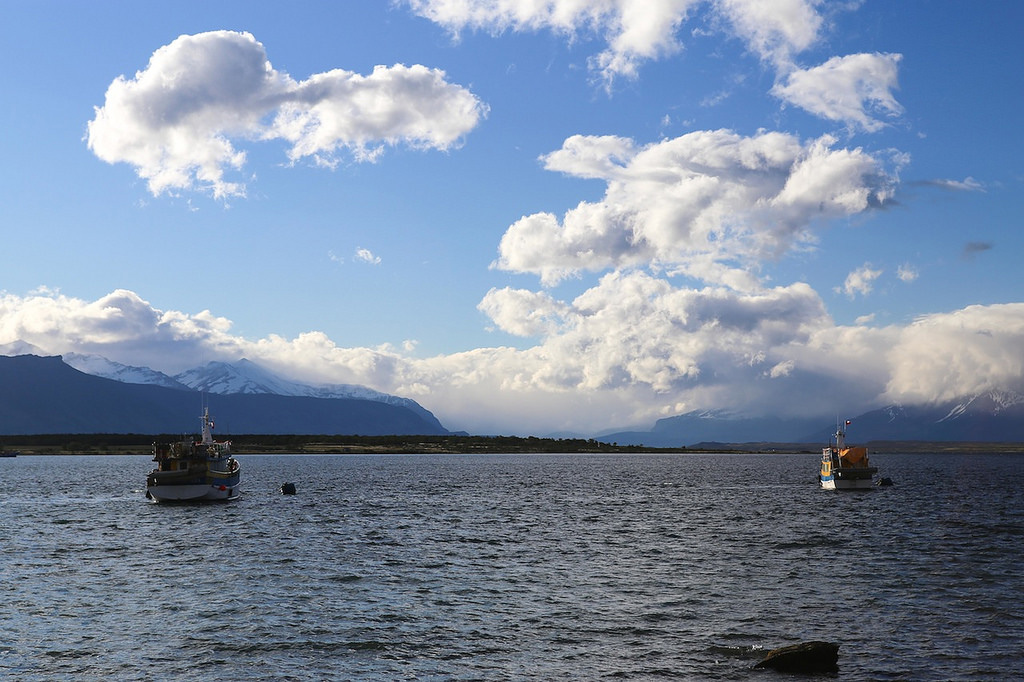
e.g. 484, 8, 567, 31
2, 452, 1023, 680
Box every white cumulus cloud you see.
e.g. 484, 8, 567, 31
407, 0, 826, 85
772, 53, 904, 132
477, 288, 572, 337
715, 0, 823, 69
86, 31, 486, 198
354, 248, 382, 265
0, 289, 233, 371
407, 0, 699, 85
494, 130, 897, 286
840, 263, 882, 298
884, 304, 1024, 404
406, 1, 902, 129
897, 264, 918, 282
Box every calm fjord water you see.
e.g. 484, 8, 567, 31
2, 452, 1023, 680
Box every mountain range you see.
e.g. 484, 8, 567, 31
600, 391, 1024, 447
62, 353, 441, 426
3, 349, 1023, 443
0, 354, 448, 436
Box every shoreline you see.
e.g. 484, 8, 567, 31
4, 433, 1024, 455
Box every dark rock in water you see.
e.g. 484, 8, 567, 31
876, 477, 894, 486
280, 482, 296, 495
753, 641, 839, 673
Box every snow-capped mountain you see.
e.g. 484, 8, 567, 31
62, 354, 442, 430
1, 340, 46, 356
937, 390, 1024, 421
173, 359, 300, 396
0, 354, 449, 435
176, 359, 444, 429
845, 391, 1024, 441
173, 359, 424, 408
63, 353, 190, 390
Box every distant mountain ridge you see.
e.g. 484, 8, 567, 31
63, 353, 443, 431
600, 392, 1024, 447
0, 354, 448, 436
63, 352, 191, 390
818, 394, 1024, 442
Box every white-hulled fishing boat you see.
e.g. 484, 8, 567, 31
146, 407, 240, 502
819, 420, 877, 490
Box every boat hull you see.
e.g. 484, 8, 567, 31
147, 481, 240, 502
820, 466, 877, 490
146, 468, 241, 502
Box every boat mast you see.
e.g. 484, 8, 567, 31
200, 407, 214, 445
834, 419, 851, 451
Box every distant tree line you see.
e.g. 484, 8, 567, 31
229, 434, 658, 454
2, 432, 684, 454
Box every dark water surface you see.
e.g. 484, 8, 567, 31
2, 452, 1023, 680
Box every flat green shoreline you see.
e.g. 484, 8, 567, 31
3, 433, 1024, 455
3, 433, 680, 455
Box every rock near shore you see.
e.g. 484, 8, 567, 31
753, 640, 839, 673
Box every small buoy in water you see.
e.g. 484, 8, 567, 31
280, 482, 297, 495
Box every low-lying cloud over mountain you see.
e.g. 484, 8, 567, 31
601, 392, 1024, 447
4, 289, 1024, 436
4, 351, 1021, 443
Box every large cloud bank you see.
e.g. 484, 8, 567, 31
4, 288, 1024, 434
86, 31, 486, 198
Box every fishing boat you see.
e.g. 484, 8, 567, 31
819, 420, 877, 490
146, 407, 240, 502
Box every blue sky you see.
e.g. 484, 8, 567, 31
2, 1, 1023, 435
